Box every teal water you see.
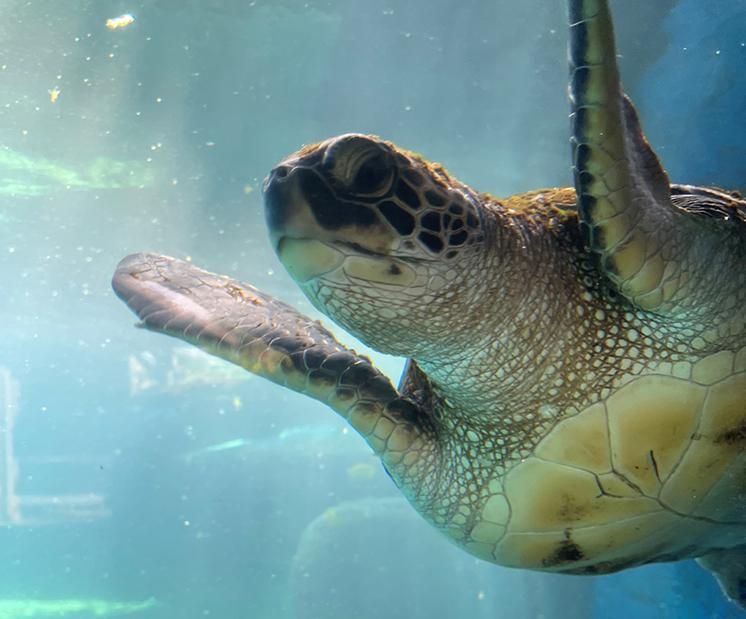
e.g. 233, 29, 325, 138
1, 1, 744, 617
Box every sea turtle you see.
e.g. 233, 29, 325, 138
112, 0, 746, 606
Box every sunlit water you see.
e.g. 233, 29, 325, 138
1, 1, 745, 617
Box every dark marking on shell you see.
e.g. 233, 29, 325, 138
715, 422, 746, 445
557, 493, 588, 522
542, 531, 585, 567
649, 450, 661, 482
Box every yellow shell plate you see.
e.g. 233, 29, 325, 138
491, 349, 746, 570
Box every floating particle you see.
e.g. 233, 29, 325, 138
48, 87, 60, 103
346, 461, 377, 481
322, 508, 338, 523
106, 14, 135, 30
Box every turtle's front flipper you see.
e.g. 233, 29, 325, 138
698, 546, 746, 609
112, 253, 433, 467
568, 0, 678, 311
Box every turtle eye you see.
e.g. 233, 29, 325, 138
322, 134, 395, 197
353, 152, 393, 195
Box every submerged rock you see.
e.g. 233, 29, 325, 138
290, 497, 593, 619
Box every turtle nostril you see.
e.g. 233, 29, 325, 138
263, 165, 292, 195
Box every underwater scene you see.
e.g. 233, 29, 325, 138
2, 0, 746, 617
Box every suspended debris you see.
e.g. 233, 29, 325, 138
105, 14, 135, 30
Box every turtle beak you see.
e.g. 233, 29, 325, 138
263, 162, 303, 251
262, 141, 345, 249
262, 137, 404, 285
262, 162, 347, 282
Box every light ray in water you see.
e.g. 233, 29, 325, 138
0, 146, 154, 196
0, 597, 157, 618
182, 424, 362, 462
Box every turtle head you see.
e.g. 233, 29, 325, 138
262, 133, 485, 355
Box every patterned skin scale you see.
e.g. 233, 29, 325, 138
111, 0, 746, 607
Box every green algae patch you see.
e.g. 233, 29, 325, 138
0, 146, 154, 196
0, 597, 158, 618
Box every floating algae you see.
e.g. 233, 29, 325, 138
0, 146, 153, 197
0, 597, 157, 618
105, 14, 135, 30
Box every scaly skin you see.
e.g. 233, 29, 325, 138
111, 253, 436, 476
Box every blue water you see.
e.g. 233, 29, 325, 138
1, 1, 744, 617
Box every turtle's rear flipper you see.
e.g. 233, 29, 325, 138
698, 546, 746, 609
112, 253, 430, 462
